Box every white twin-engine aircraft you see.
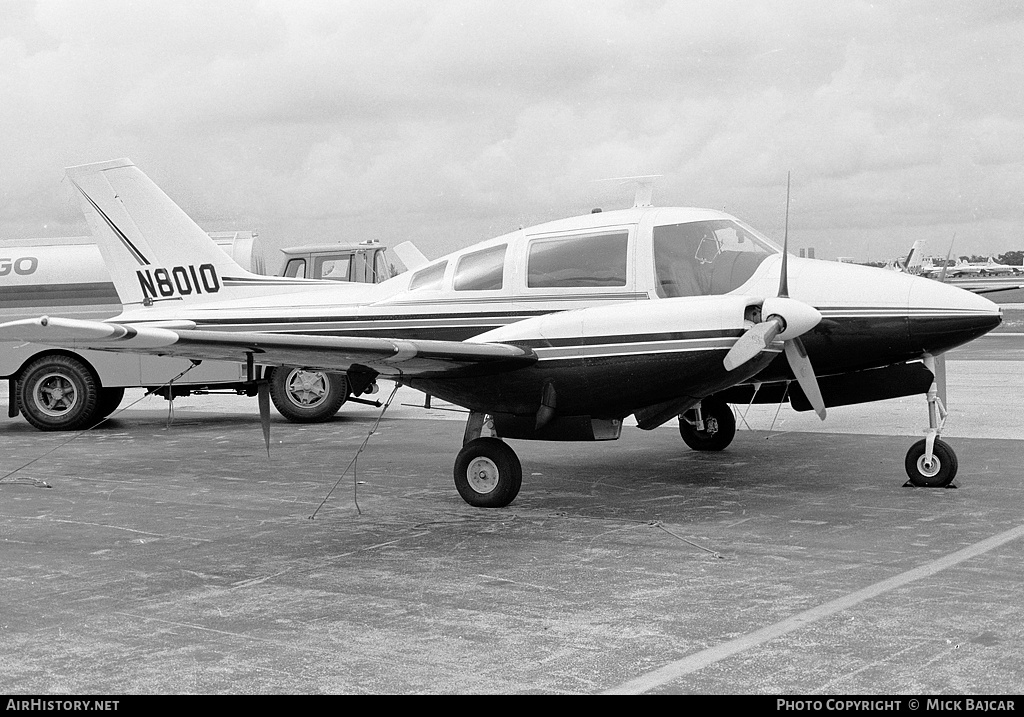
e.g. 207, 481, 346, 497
0, 159, 1002, 507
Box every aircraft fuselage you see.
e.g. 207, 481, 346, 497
118, 207, 1000, 426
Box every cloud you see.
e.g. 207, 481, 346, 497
1, 0, 1023, 262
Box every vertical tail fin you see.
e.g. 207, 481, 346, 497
903, 240, 924, 274
65, 159, 314, 308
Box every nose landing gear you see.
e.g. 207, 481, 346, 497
905, 353, 958, 488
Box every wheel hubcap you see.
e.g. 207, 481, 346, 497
466, 457, 500, 495
33, 373, 78, 417
285, 369, 329, 407
917, 454, 941, 478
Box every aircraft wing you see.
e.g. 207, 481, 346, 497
0, 316, 537, 377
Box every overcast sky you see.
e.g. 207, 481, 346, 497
1, 0, 1023, 262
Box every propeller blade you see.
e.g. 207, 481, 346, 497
723, 318, 783, 371
938, 233, 955, 283
779, 172, 791, 298
784, 337, 826, 420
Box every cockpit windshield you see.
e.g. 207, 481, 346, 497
653, 219, 779, 298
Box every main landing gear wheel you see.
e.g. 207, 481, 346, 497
453, 437, 523, 508
678, 398, 736, 451
905, 438, 958, 488
269, 367, 348, 423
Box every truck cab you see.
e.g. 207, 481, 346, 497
279, 240, 396, 284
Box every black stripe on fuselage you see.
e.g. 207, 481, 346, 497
510, 328, 744, 349
221, 277, 331, 286
383, 292, 651, 307
187, 310, 550, 328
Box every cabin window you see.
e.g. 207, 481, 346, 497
454, 245, 506, 291
653, 220, 774, 297
314, 255, 352, 281
373, 250, 391, 282
409, 261, 447, 291
527, 231, 628, 288
283, 258, 306, 278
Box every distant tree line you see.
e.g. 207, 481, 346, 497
988, 251, 1024, 265
859, 250, 1024, 267
944, 251, 1024, 265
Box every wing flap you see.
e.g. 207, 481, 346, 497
0, 316, 537, 377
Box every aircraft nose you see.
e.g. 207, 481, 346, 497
907, 277, 1002, 353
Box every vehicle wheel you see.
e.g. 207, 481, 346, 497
18, 355, 101, 431
905, 438, 958, 487
453, 437, 523, 508
269, 367, 348, 422
95, 387, 125, 421
678, 397, 736, 451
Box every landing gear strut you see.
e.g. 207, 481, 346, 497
678, 397, 736, 451
905, 353, 958, 487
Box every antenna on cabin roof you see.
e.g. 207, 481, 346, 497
593, 175, 664, 208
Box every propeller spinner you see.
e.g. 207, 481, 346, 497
721, 175, 827, 420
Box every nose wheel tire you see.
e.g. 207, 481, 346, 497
678, 397, 736, 451
454, 437, 522, 508
905, 438, 958, 487
268, 367, 348, 422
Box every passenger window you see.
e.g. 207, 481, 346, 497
409, 261, 447, 290
454, 245, 506, 291
528, 231, 628, 287
284, 258, 306, 278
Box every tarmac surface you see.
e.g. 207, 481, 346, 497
1, 333, 1023, 695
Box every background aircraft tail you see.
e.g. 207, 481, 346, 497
66, 159, 319, 308
903, 240, 923, 274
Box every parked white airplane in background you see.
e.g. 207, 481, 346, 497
909, 244, 1024, 293
976, 257, 1021, 276
949, 258, 986, 277
0, 160, 1003, 505
918, 256, 943, 279
947, 257, 1022, 277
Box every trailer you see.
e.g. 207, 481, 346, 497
0, 234, 397, 430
